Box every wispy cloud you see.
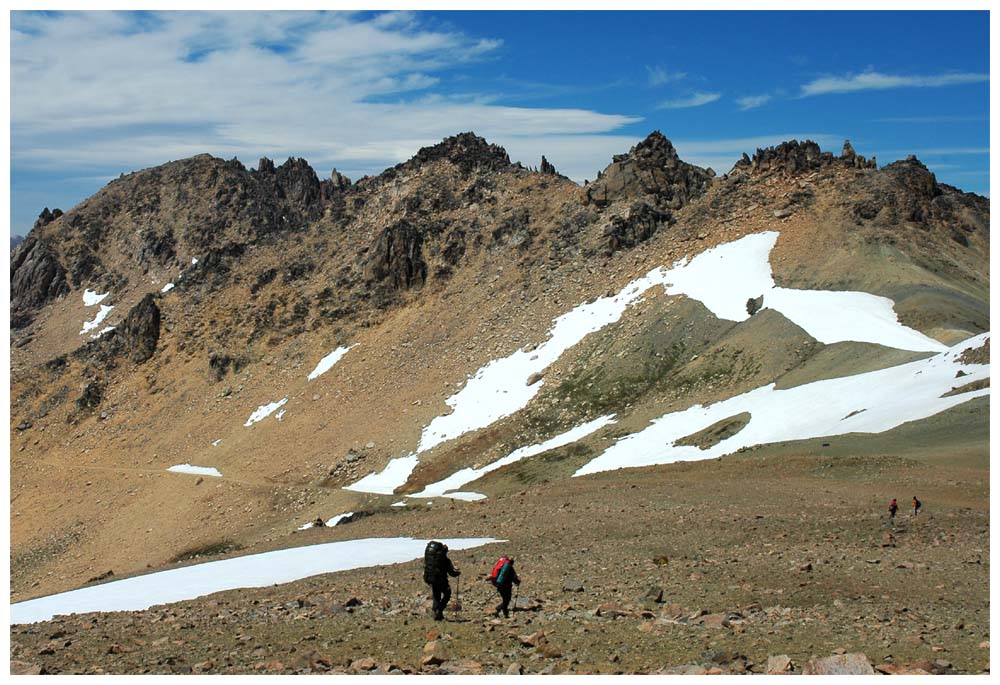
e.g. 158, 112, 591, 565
801, 70, 988, 96
11, 10, 641, 180
646, 65, 686, 86
657, 91, 720, 110
735, 94, 772, 110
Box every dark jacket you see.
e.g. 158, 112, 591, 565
495, 560, 520, 589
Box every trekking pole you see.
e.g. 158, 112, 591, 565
513, 583, 520, 613
454, 575, 461, 614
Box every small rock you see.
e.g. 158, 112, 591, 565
10, 661, 44, 675
350, 657, 377, 671
802, 653, 874, 675
766, 654, 792, 674
422, 640, 449, 666
192, 660, 214, 673
562, 580, 584, 593
642, 586, 664, 603
506, 662, 523, 675
773, 208, 793, 219
526, 372, 544, 386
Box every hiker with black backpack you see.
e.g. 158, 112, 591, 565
488, 555, 520, 618
423, 541, 460, 621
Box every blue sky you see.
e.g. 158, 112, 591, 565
10, 10, 990, 234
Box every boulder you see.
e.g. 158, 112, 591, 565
766, 654, 792, 674
562, 580, 584, 593
801, 653, 874, 675
746, 295, 764, 316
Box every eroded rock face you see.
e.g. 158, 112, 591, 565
733, 139, 876, 176
10, 234, 70, 325
584, 131, 713, 211
604, 202, 673, 256
366, 220, 427, 290
117, 294, 161, 363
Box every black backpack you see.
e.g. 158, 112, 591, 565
423, 541, 445, 584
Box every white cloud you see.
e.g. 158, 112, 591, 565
735, 94, 772, 110
646, 65, 686, 86
801, 70, 988, 96
11, 11, 640, 182
656, 92, 721, 110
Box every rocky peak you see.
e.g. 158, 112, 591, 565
539, 156, 557, 175
584, 131, 713, 211
33, 207, 64, 231
404, 132, 512, 175
734, 139, 875, 176
329, 168, 352, 191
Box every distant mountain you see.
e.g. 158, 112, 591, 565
10, 233, 25, 252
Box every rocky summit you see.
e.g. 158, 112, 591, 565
9, 131, 990, 674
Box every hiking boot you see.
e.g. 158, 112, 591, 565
433, 612, 444, 621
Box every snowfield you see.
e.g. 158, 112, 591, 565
244, 398, 288, 427
82, 289, 109, 306
411, 415, 617, 500
80, 304, 114, 335
307, 345, 354, 381
167, 464, 222, 477
9, 537, 499, 625
347, 230, 949, 496
574, 333, 989, 477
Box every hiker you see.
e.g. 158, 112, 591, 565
491, 556, 520, 618
912, 496, 921, 516
888, 498, 898, 519
423, 541, 460, 621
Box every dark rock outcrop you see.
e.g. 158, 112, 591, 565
75, 380, 103, 410
733, 139, 876, 177
746, 295, 764, 316
584, 131, 713, 211
604, 202, 673, 256
539, 156, 557, 175
10, 233, 70, 325
116, 294, 161, 363
366, 220, 427, 290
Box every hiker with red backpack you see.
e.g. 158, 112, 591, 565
487, 555, 520, 618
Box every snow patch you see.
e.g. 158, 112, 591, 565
161, 283, 175, 293
391, 501, 407, 507
326, 512, 354, 527
346, 231, 947, 495
211, 439, 221, 447
412, 415, 617, 500
244, 398, 288, 427
344, 454, 419, 495
276, 409, 286, 421
90, 326, 115, 340
9, 537, 500, 625
575, 334, 989, 477
191, 257, 198, 265
80, 305, 114, 335
82, 289, 109, 306
167, 464, 222, 477
307, 345, 354, 381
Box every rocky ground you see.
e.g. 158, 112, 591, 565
10, 443, 989, 675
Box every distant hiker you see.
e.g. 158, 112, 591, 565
888, 498, 898, 519
912, 496, 922, 516
489, 555, 520, 618
423, 541, 460, 621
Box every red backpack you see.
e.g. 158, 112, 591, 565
488, 556, 509, 586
